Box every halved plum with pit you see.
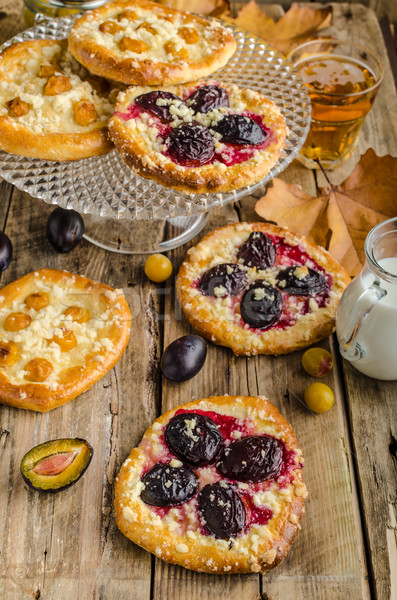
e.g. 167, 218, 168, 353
237, 231, 276, 269
167, 122, 215, 166
198, 263, 247, 297
187, 85, 229, 114
276, 266, 328, 295
20, 438, 93, 492
240, 281, 283, 329
198, 482, 246, 538
217, 435, 283, 482
165, 412, 223, 467
140, 462, 198, 507
135, 91, 186, 123
213, 114, 268, 145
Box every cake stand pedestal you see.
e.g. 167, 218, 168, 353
82, 213, 209, 254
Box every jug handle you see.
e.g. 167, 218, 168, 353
339, 281, 387, 362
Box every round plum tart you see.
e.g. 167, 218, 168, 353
108, 81, 287, 193
114, 395, 307, 574
176, 222, 350, 355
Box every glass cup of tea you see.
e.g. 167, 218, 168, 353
289, 39, 383, 169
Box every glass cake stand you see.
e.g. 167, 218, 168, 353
0, 15, 311, 254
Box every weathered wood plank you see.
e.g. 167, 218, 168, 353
295, 7, 397, 599
0, 180, 13, 270
236, 163, 370, 600
0, 3, 395, 600
342, 362, 397, 600
379, 16, 397, 89
0, 192, 158, 599
155, 203, 261, 599
227, 343, 369, 599
250, 0, 397, 22
153, 159, 368, 599
0, 1, 25, 44
238, 8, 397, 590
0, 179, 13, 222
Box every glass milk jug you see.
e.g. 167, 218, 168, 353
336, 217, 397, 380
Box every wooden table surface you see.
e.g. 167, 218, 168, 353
0, 2, 396, 600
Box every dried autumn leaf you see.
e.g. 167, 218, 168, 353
224, 1, 332, 54
255, 150, 396, 276
154, 0, 229, 17
223, 1, 275, 39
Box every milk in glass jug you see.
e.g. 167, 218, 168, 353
336, 217, 397, 380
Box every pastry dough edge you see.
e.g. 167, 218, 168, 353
0, 268, 131, 412
68, 0, 237, 86
0, 39, 114, 161
176, 222, 351, 355
108, 83, 287, 194
114, 395, 306, 574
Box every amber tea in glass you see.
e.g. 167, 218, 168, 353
289, 40, 382, 169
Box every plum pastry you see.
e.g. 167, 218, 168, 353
176, 222, 350, 355
0, 39, 120, 160
109, 81, 287, 193
68, 0, 236, 86
114, 395, 307, 574
0, 269, 130, 411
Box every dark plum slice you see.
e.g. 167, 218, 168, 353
276, 266, 328, 295
213, 114, 268, 145
140, 462, 198, 507
217, 435, 282, 482
161, 335, 207, 382
187, 85, 229, 114
198, 263, 247, 297
237, 231, 276, 269
20, 438, 93, 492
135, 91, 186, 123
0, 231, 12, 272
240, 281, 283, 329
198, 482, 246, 539
167, 121, 215, 166
46, 207, 84, 254
165, 412, 223, 467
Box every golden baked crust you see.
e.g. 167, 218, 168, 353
108, 81, 287, 194
176, 223, 350, 355
68, 0, 236, 86
114, 395, 307, 574
0, 269, 130, 411
0, 39, 118, 160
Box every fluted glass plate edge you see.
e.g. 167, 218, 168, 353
0, 14, 311, 220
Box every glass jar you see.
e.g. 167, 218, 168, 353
24, 0, 108, 27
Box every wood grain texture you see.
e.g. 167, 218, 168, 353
0, 193, 158, 599
0, 3, 395, 600
0, 1, 24, 44
251, 0, 397, 21
237, 164, 370, 600
155, 204, 261, 600
342, 362, 397, 600
255, 9, 397, 598
153, 159, 368, 599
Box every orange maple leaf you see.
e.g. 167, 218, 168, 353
224, 1, 332, 54
154, 0, 229, 16
255, 150, 396, 276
